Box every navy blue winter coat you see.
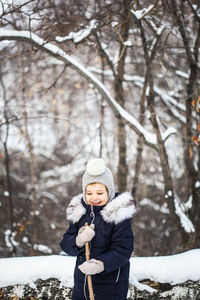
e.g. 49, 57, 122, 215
60, 192, 136, 300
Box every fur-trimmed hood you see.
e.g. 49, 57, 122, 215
66, 192, 137, 225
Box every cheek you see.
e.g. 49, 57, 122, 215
85, 194, 90, 203
87, 199, 93, 206
102, 195, 108, 203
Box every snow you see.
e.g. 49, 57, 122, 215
0, 255, 74, 289
154, 86, 186, 112
168, 190, 172, 197
131, 249, 200, 288
0, 249, 200, 293
163, 191, 195, 234
39, 156, 86, 189
131, 5, 154, 19
33, 244, 52, 254
111, 21, 118, 27
55, 20, 98, 43
140, 198, 169, 214
195, 181, 200, 188
4, 229, 19, 249
176, 70, 189, 79
123, 40, 133, 47
173, 194, 195, 233
184, 196, 193, 211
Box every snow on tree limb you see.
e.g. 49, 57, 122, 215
131, 5, 154, 20
164, 190, 195, 234
174, 193, 195, 233
55, 20, 98, 44
131, 0, 160, 20
0, 29, 176, 149
88, 68, 187, 125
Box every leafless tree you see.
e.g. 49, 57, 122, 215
0, 0, 199, 256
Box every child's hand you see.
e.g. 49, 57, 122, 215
75, 224, 95, 248
78, 259, 104, 275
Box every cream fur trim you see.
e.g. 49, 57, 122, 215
66, 192, 136, 224
101, 192, 137, 225
66, 194, 86, 224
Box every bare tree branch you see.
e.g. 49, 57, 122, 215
0, 29, 163, 150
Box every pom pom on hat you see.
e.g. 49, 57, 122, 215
86, 158, 106, 176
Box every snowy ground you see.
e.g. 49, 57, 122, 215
0, 249, 200, 293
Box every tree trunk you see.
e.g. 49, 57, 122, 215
148, 92, 193, 248
170, 0, 200, 248
132, 78, 148, 196
20, 53, 38, 253
1, 78, 16, 256
114, 0, 131, 192
185, 63, 200, 248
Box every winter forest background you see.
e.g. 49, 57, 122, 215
0, 0, 199, 259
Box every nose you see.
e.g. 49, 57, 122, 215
91, 198, 99, 203
89, 195, 100, 202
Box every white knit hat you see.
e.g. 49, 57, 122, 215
82, 158, 115, 202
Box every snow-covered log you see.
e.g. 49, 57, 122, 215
0, 250, 200, 299
1, 278, 200, 299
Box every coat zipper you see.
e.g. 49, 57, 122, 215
115, 267, 121, 283
90, 205, 95, 224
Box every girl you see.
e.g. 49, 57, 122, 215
60, 158, 136, 300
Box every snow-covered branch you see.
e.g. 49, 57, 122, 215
0, 29, 161, 149
164, 191, 195, 234
131, 5, 154, 20
174, 194, 195, 233
88, 67, 195, 126
55, 20, 98, 44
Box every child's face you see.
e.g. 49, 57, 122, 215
86, 183, 108, 206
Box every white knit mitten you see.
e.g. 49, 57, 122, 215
75, 224, 95, 248
78, 259, 104, 275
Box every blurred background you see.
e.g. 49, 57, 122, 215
0, 0, 199, 258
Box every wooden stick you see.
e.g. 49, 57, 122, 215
85, 222, 95, 300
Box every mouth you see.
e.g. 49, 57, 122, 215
90, 201, 102, 206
